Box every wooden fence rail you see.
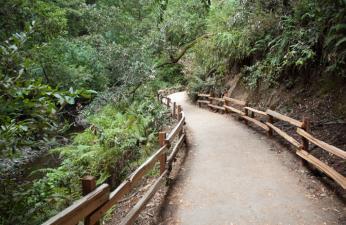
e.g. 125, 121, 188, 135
42, 93, 186, 225
224, 96, 245, 115
42, 184, 110, 225
197, 93, 346, 189
119, 171, 168, 225
197, 93, 210, 107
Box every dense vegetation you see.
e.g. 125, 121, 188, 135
0, 0, 183, 224
186, 0, 346, 97
1, 0, 345, 224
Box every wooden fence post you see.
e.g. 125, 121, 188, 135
301, 117, 310, 151
177, 105, 182, 120
167, 98, 171, 108
178, 105, 184, 137
208, 93, 213, 111
244, 108, 249, 125
179, 126, 184, 138
173, 102, 176, 118
300, 116, 310, 167
267, 114, 273, 137
159, 132, 167, 175
82, 176, 100, 225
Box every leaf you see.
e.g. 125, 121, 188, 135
53, 93, 65, 105
86, 90, 98, 94
18, 68, 24, 76
330, 23, 346, 32
64, 96, 75, 105
336, 37, 346, 49
20, 125, 29, 131
324, 34, 339, 47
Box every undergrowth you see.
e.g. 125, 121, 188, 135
0, 96, 169, 225
187, 0, 346, 95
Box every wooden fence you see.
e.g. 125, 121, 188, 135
197, 93, 346, 189
42, 93, 186, 225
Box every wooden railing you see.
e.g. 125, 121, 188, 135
197, 93, 346, 189
43, 93, 186, 225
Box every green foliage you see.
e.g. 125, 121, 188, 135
34, 37, 109, 90
3, 2, 345, 225
1, 97, 169, 225
323, 0, 346, 77
154, 0, 208, 62
0, 0, 165, 158
160, 0, 207, 46
0, 0, 67, 42
156, 63, 186, 85
0, 1, 180, 224
188, 0, 346, 92
243, 0, 321, 87
0, 30, 96, 156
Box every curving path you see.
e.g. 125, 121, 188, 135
159, 92, 344, 225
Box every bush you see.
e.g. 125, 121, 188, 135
188, 0, 346, 91
0, 96, 169, 225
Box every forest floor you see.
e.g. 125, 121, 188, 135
108, 91, 345, 225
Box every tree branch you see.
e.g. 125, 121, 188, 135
155, 33, 211, 68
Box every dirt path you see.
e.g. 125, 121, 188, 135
158, 92, 345, 225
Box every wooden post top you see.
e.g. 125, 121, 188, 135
82, 176, 96, 196
302, 116, 310, 130
159, 132, 166, 147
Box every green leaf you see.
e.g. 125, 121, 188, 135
64, 96, 75, 105
336, 37, 346, 49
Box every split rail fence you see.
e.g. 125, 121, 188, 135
42, 93, 186, 225
197, 93, 346, 189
